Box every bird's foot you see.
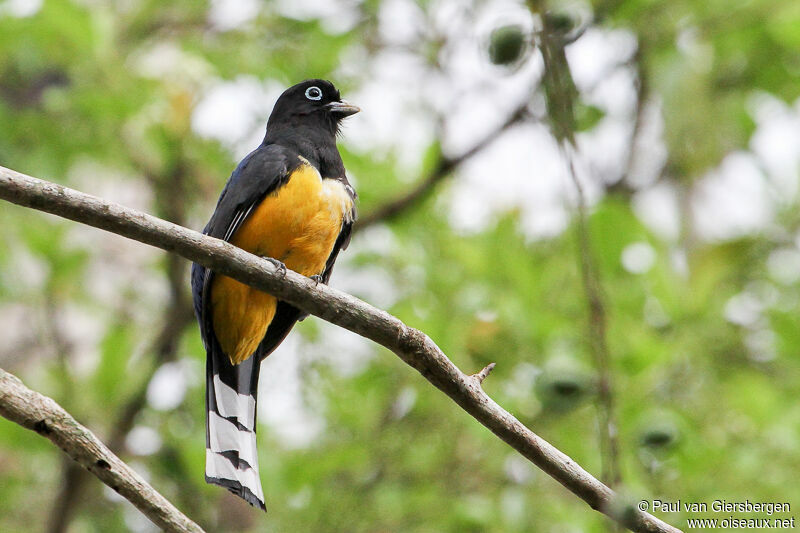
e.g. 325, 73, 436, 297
309, 274, 324, 285
262, 257, 287, 278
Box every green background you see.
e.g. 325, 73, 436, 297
1, 0, 799, 531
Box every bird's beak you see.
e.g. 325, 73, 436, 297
326, 100, 360, 117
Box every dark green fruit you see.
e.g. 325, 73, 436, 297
640, 422, 679, 449
489, 25, 527, 66
535, 370, 590, 412
544, 12, 575, 34
551, 378, 582, 397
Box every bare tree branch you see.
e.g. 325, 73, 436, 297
355, 103, 530, 231
0, 367, 204, 533
0, 165, 682, 533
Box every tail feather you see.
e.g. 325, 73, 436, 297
205, 343, 266, 510
210, 373, 257, 431
205, 450, 265, 508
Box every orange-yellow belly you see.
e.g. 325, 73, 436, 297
211, 162, 353, 365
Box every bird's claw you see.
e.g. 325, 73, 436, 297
309, 274, 324, 285
262, 257, 287, 278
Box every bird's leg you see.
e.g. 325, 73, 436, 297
261, 256, 287, 278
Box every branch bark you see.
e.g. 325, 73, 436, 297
0, 165, 682, 533
0, 367, 204, 533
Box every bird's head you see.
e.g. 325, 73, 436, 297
267, 79, 359, 138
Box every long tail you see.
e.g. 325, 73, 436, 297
205, 342, 266, 510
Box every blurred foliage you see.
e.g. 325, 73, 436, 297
1, 0, 800, 532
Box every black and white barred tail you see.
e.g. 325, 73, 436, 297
205, 349, 265, 510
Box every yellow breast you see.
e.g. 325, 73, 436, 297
211, 161, 354, 364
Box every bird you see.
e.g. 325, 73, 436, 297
190, 79, 359, 510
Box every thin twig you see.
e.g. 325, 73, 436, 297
0, 367, 204, 533
534, 9, 623, 488
608, 46, 649, 196
0, 165, 682, 533
355, 103, 530, 231
472, 362, 496, 384
562, 145, 622, 488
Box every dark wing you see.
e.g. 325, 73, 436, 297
191, 143, 299, 349
204, 145, 297, 240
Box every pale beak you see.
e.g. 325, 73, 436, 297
326, 100, 360, 117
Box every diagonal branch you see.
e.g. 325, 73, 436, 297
0, 367, 203, 533
47, 269, 194, 533
0, 165, 681, 533
355, 103, 530, 231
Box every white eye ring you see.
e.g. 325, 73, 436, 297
305, 86, 323, 100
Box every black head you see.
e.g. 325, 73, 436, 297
266, 79, 359, 139
263, 80, 358, 178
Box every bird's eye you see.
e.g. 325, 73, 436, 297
305, 86, 323, 101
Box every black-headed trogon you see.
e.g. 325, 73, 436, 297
190, 80, 358, 510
